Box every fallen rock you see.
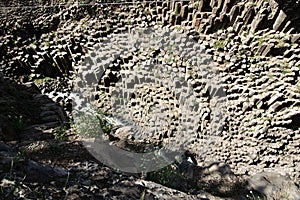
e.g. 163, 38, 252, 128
247, 171, 300, 200
135, 179, 224, 200
24, 160, 68, 183
0, 140, 11, 151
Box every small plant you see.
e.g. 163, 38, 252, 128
54, 125, 69, 141
63, 172, 70, 190
257, 37, 264, 46
80, 0, 86, 5
282, 69, 290, 74
32, 34, 37, 45
296, 85, 300, 95
147, 164, 185, 189
7, 147, 26, 178
33, 76, 52, 84
80, 18, 87, 25
16, 147, 27, 160
246, 2, 257, 8
96, 111, 113, 135
175, 26, 181, 31
73, 107, 113, 138
246, 190, 262, 200
140, 190, 146, 200
279, 61, 289, 69
9, 115, 25, 133
194, 3, 199, 10
44, 41, 50, 47
0, 147, 27, 196
267, 73, 274, 79
175, 6, 180, 15
35, 191, 43, 198
54, 36, 58, 45
213, 40, 225, 50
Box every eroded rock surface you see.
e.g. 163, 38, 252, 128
0, 0, 299, 199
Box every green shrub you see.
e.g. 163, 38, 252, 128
194, 3, 199, 10
54, 124, 69, 140
147, 164, 186, 189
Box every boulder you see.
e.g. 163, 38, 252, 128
247, 171, 300, 200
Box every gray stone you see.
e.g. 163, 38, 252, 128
247, 171, 300, 200
267, 93, 284, 106
135, 179, 224, 200
291, 34, 300, 43
25, 160, 68, 183
206, 162, 232, 175
0, 141, 11, 151
180, 5, 188, 20
273, 10, 287, 31
229, 5, 239, 24
40, 110, 56, 117
41, 115, 59, 123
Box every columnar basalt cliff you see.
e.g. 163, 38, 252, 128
0, 0, 299, 199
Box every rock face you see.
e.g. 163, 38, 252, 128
0, 0, 299, 199
0, 0, 299, 79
